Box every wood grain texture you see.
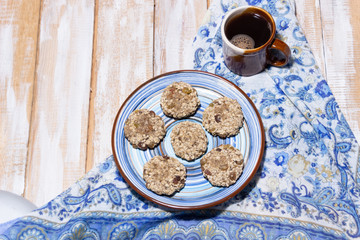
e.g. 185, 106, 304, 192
87, 0, 154, 170
1, 0, 360, 207
294, 0, 326, 75
154, 0, 207, 75
319, 0, 360, 142
0, 0, 40, 196
25, 0, 94, 205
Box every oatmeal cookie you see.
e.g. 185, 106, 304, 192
170, 121, 208, 161
200, 144, 244, 187
124, 109, 166, 150
160, 82, 200, 119
202, 97, 244, 138
143, 155, 187, 195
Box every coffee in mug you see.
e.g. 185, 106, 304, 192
221, 6, 291, 76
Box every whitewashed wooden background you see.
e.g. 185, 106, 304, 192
1, 0, 359, 207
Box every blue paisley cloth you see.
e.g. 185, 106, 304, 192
1, 0, 360, 239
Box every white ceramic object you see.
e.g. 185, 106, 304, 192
0, 191, 37, 223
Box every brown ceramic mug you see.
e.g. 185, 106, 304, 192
221, 6, 291, 76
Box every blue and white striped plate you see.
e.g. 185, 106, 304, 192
112, 70, 265, 209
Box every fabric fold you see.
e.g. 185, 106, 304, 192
1, 0, 360, 239
192, 0, 360, 238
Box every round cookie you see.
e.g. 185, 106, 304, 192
200, 144, 244, 187
143, 155, 187, 195
124, 109, 166, 150
170, 121, 208, 161
160, 81, 200, 119
202, 97, 244, 138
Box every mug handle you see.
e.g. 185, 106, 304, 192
267, 39, 291, 67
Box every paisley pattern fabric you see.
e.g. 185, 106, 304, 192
1, 0, 360, 239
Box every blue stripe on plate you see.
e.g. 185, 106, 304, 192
112, 71, 264, 209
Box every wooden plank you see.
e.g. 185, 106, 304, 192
294, 0, 326, 75
25, 0, 94, 205
153, 0, 208, 75
0, 0, 40, 196
87, 0, 154, 170
319, 0, 360, 142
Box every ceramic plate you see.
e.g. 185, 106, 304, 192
0, 191, 37, 223
112, 70, 265, 209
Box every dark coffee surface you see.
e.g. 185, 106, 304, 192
225, 9, 272, 48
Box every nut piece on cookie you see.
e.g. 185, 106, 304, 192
200, 144, 244, 187
170, 121, 208, 161
124, 109, 166, 150
160, 82, 200, 119
143, 155, 187, 195
202, 97, 244, 138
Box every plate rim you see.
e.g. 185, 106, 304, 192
111, 69, 265, 210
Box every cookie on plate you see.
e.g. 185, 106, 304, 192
124, 109, 166, 150
170, 121, 208, 161
160, 81, 200, 119
202, 97, 244, 138
143, 155, 187, 195
200, 144, 244, 187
